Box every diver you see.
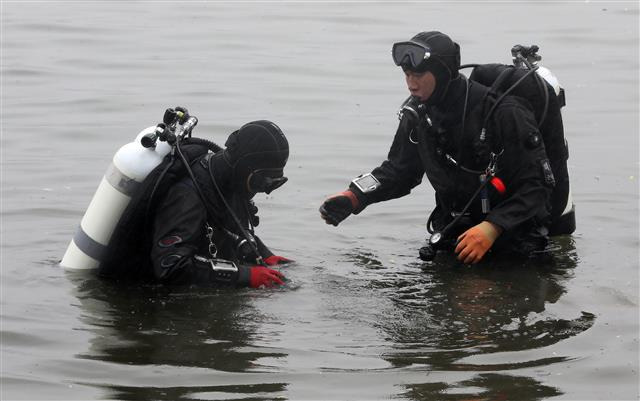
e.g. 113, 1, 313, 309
100, 119, 292, 287
319, 31, 575, 264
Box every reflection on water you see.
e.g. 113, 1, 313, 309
68, 272, 288, 400
347, 237, 593, 400
100, 383, 288, 401
403, 373, 562, 401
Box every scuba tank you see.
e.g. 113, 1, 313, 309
468, 44, 575, 235
60, 107, 200, 270
60, 126, 172, 269
62, 106, 265, 275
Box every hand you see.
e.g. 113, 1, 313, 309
249, 266, 285, 288
319, 190, 359, 226
264, 255, 293, 265
455, 221, 502, 264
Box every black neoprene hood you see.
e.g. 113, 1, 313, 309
408, 31, 461, 105
223, 120, 289, 181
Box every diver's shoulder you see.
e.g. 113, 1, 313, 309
492, 93, 535, 117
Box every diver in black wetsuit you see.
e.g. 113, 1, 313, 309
102, 120, 292, 287
320, 31, 573, 264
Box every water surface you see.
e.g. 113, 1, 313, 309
1, 2, 638, 400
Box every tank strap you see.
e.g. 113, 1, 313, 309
73, 226, 107, 262
105, 163, 140, 196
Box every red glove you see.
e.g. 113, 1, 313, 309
249, 266, 285, 288
264, 255, 293, 265
455, 221, 502, 264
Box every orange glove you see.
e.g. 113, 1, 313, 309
454, 221, 503, 264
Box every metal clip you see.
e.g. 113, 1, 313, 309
479, 128, 486, 142
205, 223, 218, 258
408, 128, 418, 144
479, 173, 490, 214
445, 154, 458, 167
486, 151, 502, 177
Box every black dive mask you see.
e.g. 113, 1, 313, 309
392, 41, 432, 71
248, 168, 288, 194
393, 32, 461, 105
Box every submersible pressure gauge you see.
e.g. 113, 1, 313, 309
429, 232, 442, 246
419, 231, 444, 262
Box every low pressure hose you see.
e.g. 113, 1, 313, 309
183, 137, 223, 153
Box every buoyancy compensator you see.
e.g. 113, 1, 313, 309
468, 44, 575, 236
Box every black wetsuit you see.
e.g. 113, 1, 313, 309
149, 153, 275, 285
352, 76, 554, 255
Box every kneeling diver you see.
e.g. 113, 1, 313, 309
101, 119, 292, 287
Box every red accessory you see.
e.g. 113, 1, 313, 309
264, 255, 293, 265
249, 266, 285, 288
490, 177, 506, 195
158, 235, 182, 247
340, 190, 359, 209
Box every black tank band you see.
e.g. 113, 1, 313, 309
73, 226, 107, 262
105, 163, 140, 196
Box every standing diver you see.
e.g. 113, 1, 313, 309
100, 118, 292, 287
319, 31, 575, 264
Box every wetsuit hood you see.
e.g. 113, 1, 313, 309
408, 31, 461, 106
222, 120, 289, 194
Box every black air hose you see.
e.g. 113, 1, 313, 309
183, 137, 223, 153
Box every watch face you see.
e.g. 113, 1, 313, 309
354, 174, 380, 192
213, 259, 238, 272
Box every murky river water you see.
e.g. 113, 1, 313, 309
2, 2, 638, 400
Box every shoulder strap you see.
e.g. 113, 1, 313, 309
488, 67, 516, 97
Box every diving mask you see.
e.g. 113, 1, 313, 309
248, 168, 288, 194
392, 41, 432, 70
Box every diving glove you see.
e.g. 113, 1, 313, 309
249, 266, 285, 288
319, 190, 360, 226
454, 221, 502, 264
264, 255, 293, 265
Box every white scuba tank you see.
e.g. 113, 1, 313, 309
535, 65, 574, 217
60, 127, 172, 269
535, 65, 561, 96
